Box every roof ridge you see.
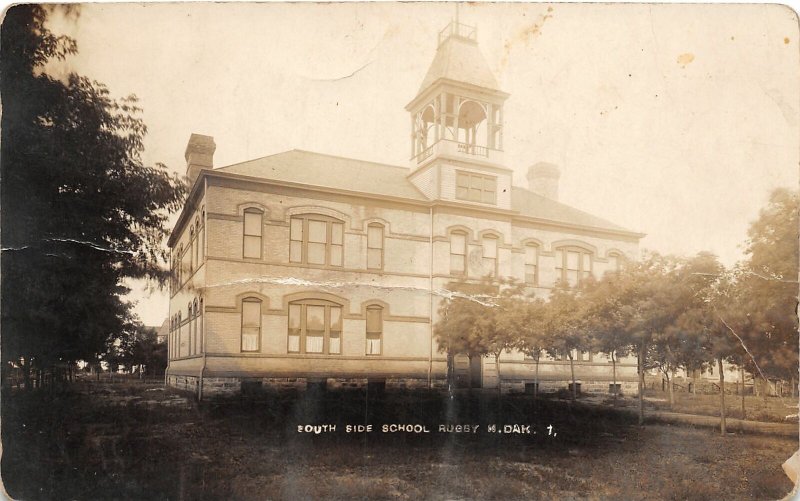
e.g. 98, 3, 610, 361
288, 149, 410, 170
217, 149, 409, 172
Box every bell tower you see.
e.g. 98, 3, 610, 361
406, 20, 512, 209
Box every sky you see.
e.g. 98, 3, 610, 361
43, 3, 799, 326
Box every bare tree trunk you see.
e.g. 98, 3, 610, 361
21, 359, 31, 391
569, 354, 576, 402
534, 352, 540, 401
446, 352, 455, 391
718, 357, 726, 435
667, 370, 674, 408
740, 367, 746, 420
692, 369, 697, 395
495, 353, 502, 398
638, 345, 645, 425
611, 351, 618, 403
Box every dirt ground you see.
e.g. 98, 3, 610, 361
2, 382, 797, 500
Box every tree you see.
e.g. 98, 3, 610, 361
511, 296, 548, 399
543, 286, 587, 401
433, 279, 498, 389
486, 279, 528, 397
584, 272, 634, 403
625, 252, 679, 424
1, 6, 185, 385
740, 188, 799, 384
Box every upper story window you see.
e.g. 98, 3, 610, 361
481, 235, 498, 277
241, 298, 262, 352
290, 215, 344, 267
367, 223, 384, 270
243, 209, 263, 259
189, 226, 195, 272
608, 253, 624, 274
366, 306, 383, 355
450, 231, 467, 276
555, 247, 593, 287
525, 244, 539, 285
288, 300, 342, 354
194, 216, 202, 266
456, 171, 496, 205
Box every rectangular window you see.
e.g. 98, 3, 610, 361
241, 300, 261, 352
525, 245, 538, 285
289, 216, 344, 267
305, 305, 325, 353
556, 248, 593, 287
329, 307, 342, 355
366, 307, 382, 355
287, 302, 342, 355
482, 236, 497, 277
367, 225, 384, 270
566, 251, 580, 286
243, 210, 263, 259
307, 220, 327, 265
288, 304, 301, 353
456, 171, 497, 205
290, 218, 303, 263
331, 222, 343, 266
198, 225, 205, 264
582, 253, 592, 280
450, 232, 466, 275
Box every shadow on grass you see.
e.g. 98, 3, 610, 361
0, 385, 641, 500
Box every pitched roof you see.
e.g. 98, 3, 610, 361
418, 35, 499, 93
212, 149, 639, 237
217, 150, 427, 201
510, 186, 633, 234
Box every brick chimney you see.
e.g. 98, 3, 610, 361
527, 162, 560, 201
185, 134, 216, 187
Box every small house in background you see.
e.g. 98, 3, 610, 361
155, 318, 169, 345
165, 21, 644, 398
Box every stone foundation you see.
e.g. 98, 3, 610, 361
168, 375, 200, 395
500, 379, 638, 395
168, 375, 449, 398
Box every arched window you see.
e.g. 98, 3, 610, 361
194, 216, 201, 267
525, 243, 539, 285
189, 226, 195, 273
287, 299, 342, 355
198, 298, 204, 354
241, 298, 262, 352
289, 215, 344, 267
607, 252, 624, 274
178, 311, 184, 357
177, 244, 184, 286
243, 209, 263, 259
481, 235, 498, 277
367, 223, 384, 270
192, 298, 199, 356
450, 231, 467, 276
366, 306, 383, 356
198, 210, 205, 264
555, 246, 593, 287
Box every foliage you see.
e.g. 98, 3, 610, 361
738, 188, 799, 380
1, 6, 185, 378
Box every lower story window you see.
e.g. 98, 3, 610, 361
288, 300, 342, 354
241, 298, 261, 352
366, 306, 383, 355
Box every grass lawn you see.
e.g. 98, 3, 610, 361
2, 382, 796, 500
625, 387, 799, 423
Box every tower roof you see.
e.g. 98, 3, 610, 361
417, 22, 499, 94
